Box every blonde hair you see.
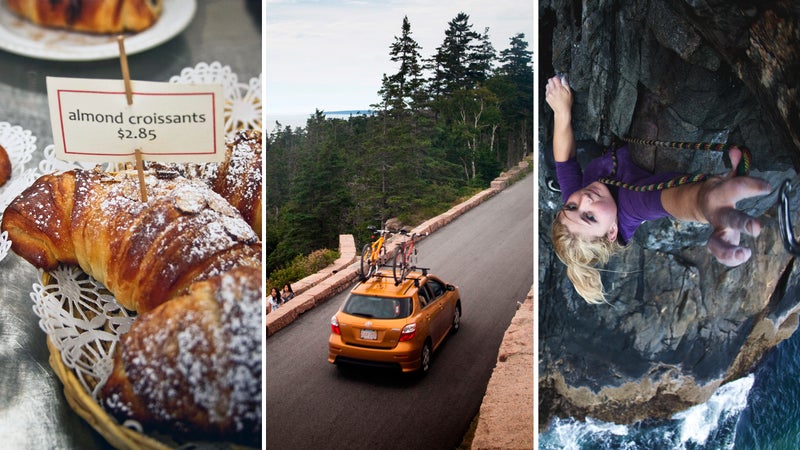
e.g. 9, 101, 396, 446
551, 211, 624, 304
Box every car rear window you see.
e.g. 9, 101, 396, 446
343, 294, 412, 319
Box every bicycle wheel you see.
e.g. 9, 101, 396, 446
392, 245, 409, 284
378, 245, 388, 268
360, 243, 375, 280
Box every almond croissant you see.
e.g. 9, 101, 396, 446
101, 265, 262, 445
151, 129, 263, 236
1, 168, 260, 313
213, 129, 262, 237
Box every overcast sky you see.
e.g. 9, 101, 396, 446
265, 0, 534, 117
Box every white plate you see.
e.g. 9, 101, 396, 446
0, 0, 196, 61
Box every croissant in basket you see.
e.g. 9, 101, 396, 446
2, 167, 263, 445
152, 129, 263, 237
1, 168, 261, 313
213, 129, 262, 237
0, 143, 10, 187
101, 265, 262, 444
6, 0, 163, 34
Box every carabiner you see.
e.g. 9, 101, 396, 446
778, 179, 800, 255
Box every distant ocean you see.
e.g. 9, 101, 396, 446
539, 326, 800, 448
265, 110, 374, 134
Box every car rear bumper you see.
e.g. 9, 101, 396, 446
328, 336, 421, 372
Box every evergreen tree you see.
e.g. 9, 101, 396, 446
468, 27, 496, 85
495, 32, 534, 165
498, 33, 532, 84
429, 12, 481, 96
280, 117, 353, 259
379, 16, 425, 113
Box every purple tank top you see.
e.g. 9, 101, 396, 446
555, 145, 682, 245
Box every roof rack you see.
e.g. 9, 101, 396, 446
394, 267, 430, 286
362, 267, 432, 287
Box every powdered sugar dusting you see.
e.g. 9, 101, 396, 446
225, 130, 262, 206
143, 130, 261, 228
218, 268, 262, 431
102, 266, 262, 441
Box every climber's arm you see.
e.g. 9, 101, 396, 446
546, 76, 577, 163
660, 182, 706, 223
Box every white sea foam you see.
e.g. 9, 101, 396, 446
544, 416, 629, 449
672, 375, 754, 446
540, 375, 755, 449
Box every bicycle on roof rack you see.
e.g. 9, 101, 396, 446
392, 229, 427, 285
359, 226, 392, 280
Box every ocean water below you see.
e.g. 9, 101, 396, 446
539, 326, 800, 449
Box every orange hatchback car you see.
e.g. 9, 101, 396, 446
328, 270, 462, 374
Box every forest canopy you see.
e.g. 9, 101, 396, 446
266, 12, 533, 278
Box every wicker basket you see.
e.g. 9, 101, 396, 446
37, 270, 256, 450
39, 270, 172, 450
47, 338, 171, 450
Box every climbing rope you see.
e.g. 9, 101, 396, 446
597, 137, 752, 192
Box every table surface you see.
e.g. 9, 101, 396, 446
0, 1, 261, 448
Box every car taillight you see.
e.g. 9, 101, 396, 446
399, 323, 416, 341
331, 316, 341, 335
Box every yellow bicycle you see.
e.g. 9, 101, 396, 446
359, 226, 392, 280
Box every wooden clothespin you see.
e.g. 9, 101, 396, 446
117, 36, 147, 202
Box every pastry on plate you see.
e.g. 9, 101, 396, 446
6, 0, 163, 34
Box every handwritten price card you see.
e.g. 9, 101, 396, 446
46, 77, 225, 163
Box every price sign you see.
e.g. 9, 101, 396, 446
46, 77, 225, 163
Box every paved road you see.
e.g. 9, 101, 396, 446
266, 173, 533, 449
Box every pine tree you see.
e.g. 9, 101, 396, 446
498, 33, 532, 84
430, 12, 481, 96
379, 16, 425, 113
468, 27, 496, 85
494, 33, 533, 165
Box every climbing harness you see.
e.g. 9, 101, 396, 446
597, 137, 752, 192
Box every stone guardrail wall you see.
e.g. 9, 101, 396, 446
470, 286, 534, 449
266, 157, 532, 337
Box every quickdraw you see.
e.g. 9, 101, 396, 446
597, 137, 752, 192
778, 180, 800, 256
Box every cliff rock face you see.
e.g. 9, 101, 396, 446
538, 0, 800, 429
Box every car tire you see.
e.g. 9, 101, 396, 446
451, 303, 461, 334
419, 341, 432, 375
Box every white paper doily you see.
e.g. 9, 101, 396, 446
169, 61, 263, 134
0, 122, 40, 262
31, 266, 134, 399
